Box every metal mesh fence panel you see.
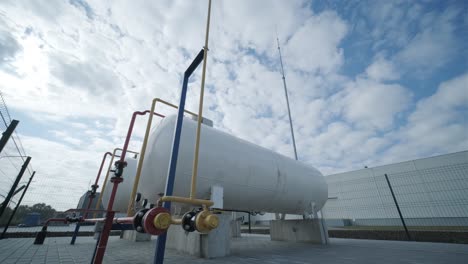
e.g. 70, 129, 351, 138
322, 152, 468, 242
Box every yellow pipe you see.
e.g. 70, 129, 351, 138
94, 148, 138, 217
171, 218, 182, 225
160, 196, 214, 207
126, 98, 199, 216
190, 0, 212, 199
94, 149, 117, 217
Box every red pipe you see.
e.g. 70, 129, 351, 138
44, 218, 69, 225
65, 208, 107, 214
84, 216, 134, 224
93, 110, 165, 264
93, 178, 121, 263
119, 111, 165, 163
84, 152, 112, 218
94, 152, 113, 187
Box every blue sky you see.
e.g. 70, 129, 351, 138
0, 0, 467, 209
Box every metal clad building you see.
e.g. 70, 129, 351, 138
323, 151, 468, 227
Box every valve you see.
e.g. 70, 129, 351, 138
112, 160, 127, 177
194, 210, 219, 233
141, 207, 171, 235
91, 184, 99, 193
181, 211, 197, 232
66, 216, 82, 223
180, 210, 219, 233
133, 208, 149, 233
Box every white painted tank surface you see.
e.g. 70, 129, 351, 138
101, 157, 138, 213
137, 115, 328, 215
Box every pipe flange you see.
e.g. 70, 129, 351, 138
142, 207, 170, 235
133, 208, 149, 233
195, 210, 219, 233
181, 211, 197, 232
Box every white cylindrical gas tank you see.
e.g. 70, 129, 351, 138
138, 115, 328, 215
101, 157, 138, 214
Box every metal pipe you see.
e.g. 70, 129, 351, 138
0, 185, 25, 206
95, 148, 138, 217
126, 110, 166, 216
92, 152, 114, 195
44, 218, 69, 225
276, 36, 298, 161
0, 119, 19, 154
93, 176, 122, 263
190, 0, 212, 199
84, 216, 134, 224
212, 208, 251, 234
72, 152, 113, 244
154, 50, 205, 264
12, 185, 26, 196
128, 101, 198, 216
0, 171, 35, 239
171, 218, 182, 225
0, 156, 31, 219
384, 173, 412, 241
159, 196, 214, 207
65, 208, 106, 214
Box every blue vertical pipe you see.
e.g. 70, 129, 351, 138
70, 223, 80, 244
154, 49, 205, 264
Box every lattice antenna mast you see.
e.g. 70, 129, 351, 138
276, 34, 298, 160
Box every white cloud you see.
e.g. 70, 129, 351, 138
339, 78, 412, 130
365, 56, 400, 81
284, 11, 348, 74
384, 73, 468, 163
395, 6, 462, 74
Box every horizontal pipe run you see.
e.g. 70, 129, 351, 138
153, 98, 199, 119
65, 208, 107, 213
171, 218, 182, 225
159, 196, 214, 207
83, 216, 134, 225
44, 218, 72, 226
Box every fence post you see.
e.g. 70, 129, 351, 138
0, 119, 19, 154
0, 156, 31, 219
0, 171, 35, 239
384, 173, 412, 241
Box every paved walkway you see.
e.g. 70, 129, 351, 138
0, 234, 467, 263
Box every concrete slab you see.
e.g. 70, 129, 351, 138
122, 230, 151, 242
0, 234, 467, 263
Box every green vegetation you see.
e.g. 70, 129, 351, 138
0, 203, 57, 226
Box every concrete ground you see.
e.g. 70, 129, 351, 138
0, 234, 467, 264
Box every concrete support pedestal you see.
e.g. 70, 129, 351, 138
270, 219, 329, 244
231, 218, 241, 238
166, 213, 231, 258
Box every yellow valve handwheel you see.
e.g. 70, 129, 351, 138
195, 211, 219, 233
153, 212, 171, 230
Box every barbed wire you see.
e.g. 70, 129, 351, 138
0, 90, 34, 175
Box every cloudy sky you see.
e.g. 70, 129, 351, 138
0, 0, 467, 210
